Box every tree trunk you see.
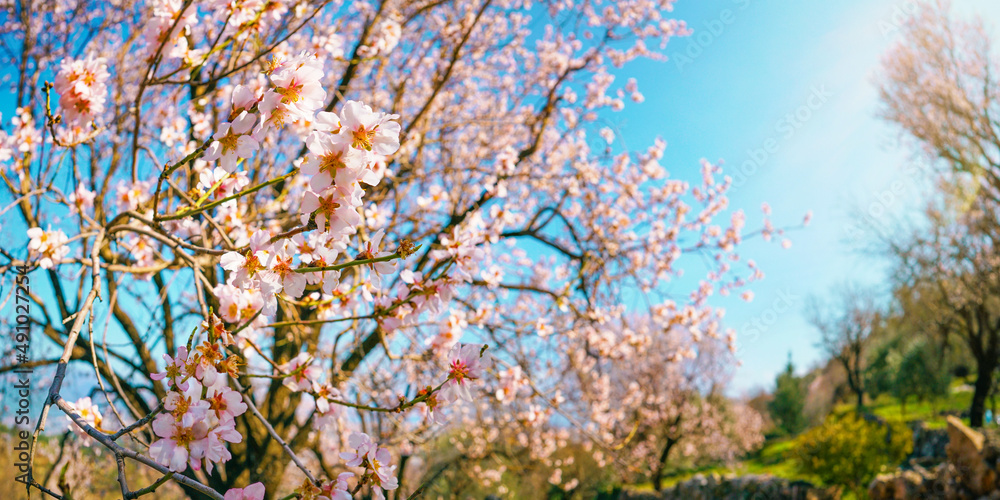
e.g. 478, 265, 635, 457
394, 455, 410, 500
839, 356, 864, 411
652, 437, 677, 492
970, 359, 996, 428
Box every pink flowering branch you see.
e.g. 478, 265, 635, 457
54, 396, 224, 500
295, 244, 419, 273
229, 378, 319, 485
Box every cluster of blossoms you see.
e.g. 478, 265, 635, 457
68, 185, 97, 216
357, 18, 402, 58
148, 323, 246, 474
270, 340, 490, 437
0, 108, 41, 163
496, 365, 529, 404
26, 227, 70, 269
369, 214, 492, 341
275, 352, 344, 429
53, 53, 110, 125
299, 100, 400, 242
205, 54, 404, 327
339, 432, 397, 500
142, 0, 200, 61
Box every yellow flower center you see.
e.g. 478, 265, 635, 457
351, 126, 377, 151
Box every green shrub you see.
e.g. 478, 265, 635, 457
794, 412, 911, 496
769, 354, 807, 436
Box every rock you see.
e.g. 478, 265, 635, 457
945, 415, 997, 495
871, 417, 1000, 499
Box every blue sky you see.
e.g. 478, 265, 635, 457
606, 0, 1000, 393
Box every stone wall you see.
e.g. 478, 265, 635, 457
870, 416, 1000, 499
620, 473, 838, 500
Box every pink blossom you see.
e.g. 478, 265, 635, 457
278, 352, 322, 392
54, 53, 109, 125
190, 419, 242, 474
312, 383, 342, 415
198, 167, 250, 199
214, 283, 260, 323
64, 397, 104, 445
141, 0, 197, 60
321, 472, 354, 500
357, 229, 397, 293
68, 185, 96, 215
368, 446, 399, 498
150, 346, 191, 391
205, 381, 248, 422
302, 131, 364, 192
358, 19, 402, 58
221, 230, 274, 288
300, 185, 363, 238
163, 382, 210, 423
442, 343, 491, 402
26, 227, 70, 269
338, 432, 398, 499
231, 84, 258, 111
114, 179, 152, 212
224, 482, 265, 500
339, 432, 376, 467
496, 366, 526, 404
268, 53, 326, 122
149, 412, 209, 472
204, 111, 259, 172
267, 241, 307, 298
337, 100, 401, 157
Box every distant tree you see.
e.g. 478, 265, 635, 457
863, 308, 952, 415
878, 0, 1000, 427
880, 203, 1000, 427
599, 324, 765, 492
747, 390, 777, 434
865, 335, 902, 399
768, 353, 806, 436
891, 340, 951, 415
807, 285, 882, 410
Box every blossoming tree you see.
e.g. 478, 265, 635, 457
0, 0, 794, 497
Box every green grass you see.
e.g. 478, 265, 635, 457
630, 385, 986, 495
859, 381, 978, 428
632, 436, 813, 491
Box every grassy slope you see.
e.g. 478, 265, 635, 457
632, 386, 982, 495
